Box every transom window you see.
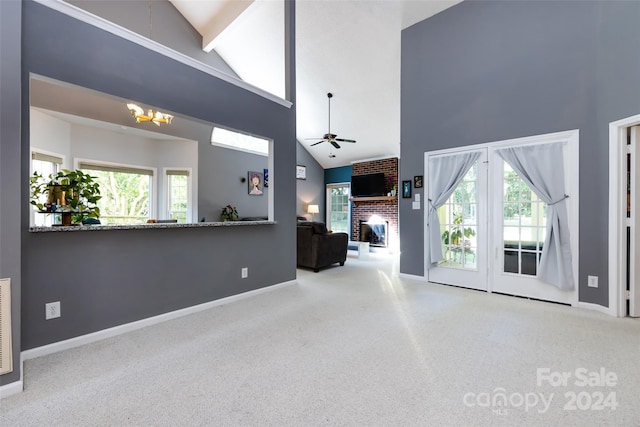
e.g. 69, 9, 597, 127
211, 126, 269, 156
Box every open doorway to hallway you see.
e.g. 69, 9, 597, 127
609, 115, 640, 317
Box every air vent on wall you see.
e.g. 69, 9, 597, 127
0, 278, 13, 375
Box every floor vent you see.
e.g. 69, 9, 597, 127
0, 278, 13, 375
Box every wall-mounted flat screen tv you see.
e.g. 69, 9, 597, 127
351, 173, 386, 197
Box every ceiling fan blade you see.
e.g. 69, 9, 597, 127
304, 137, 323, 141
335, 138, 356, 143
310, 141, 324, 146
331, 140, 341, 149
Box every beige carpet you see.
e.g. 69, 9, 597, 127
1, 251, 639, 426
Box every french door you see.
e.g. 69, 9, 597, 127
426, 131, 578, 305
489, 151, 575, 305
427, 149, 488, 291
326, 183, 350, 234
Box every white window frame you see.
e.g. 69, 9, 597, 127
163, 168, 193, 222
30, 149, 65, 226
211, 125, 270, 157
76, 158, 157, 222
326, 182, 351, 234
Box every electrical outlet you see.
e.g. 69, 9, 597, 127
241, 267, 248, 279
587, 275, 598, 288
45, 301, 61, 320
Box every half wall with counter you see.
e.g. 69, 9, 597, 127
19, 0, 297, 354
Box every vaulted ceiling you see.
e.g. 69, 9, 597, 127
170, 0, 461, 168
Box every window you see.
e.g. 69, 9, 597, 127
166, 170, 190, 223
327, 184, 350, 233
502, 162, 547, 276
211, 126, 269, 156
31, 151, 63, 226
79, 161, 154, 225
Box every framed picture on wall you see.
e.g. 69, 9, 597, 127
296, 164, 306, 180
248, 171, 264, 195
402, 180, 412, 198
414, 175, 423, 188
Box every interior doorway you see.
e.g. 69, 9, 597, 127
609, 115, 640, 317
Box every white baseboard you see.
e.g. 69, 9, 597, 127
576, 301, 616, 316
0, 379, 23, 399
22, 279, 298, 362
399, 273, 425, 281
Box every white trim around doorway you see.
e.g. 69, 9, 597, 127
608, 113, 640, 317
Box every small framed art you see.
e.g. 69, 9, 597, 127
296, 165, 306, 180
402, 180, 412, 198
414, 175, 423, 188
248, 171, 264, 195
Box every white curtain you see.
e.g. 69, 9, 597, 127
496, 143, 574, 290
428, 152, 481, 264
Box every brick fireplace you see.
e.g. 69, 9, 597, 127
351, 158, 398, 252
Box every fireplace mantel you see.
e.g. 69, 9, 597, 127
349, 196, 396, 206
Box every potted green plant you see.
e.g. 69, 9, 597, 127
30, 169, 102, 225
220, 205, 239, 222
441, 211, 476, 246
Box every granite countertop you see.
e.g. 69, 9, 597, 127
29, 220, 276, 233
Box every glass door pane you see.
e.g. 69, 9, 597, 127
327, 184, 350, 234
502, 162, 546, 276
436, 163, 478, 270
428, 148, 487, 292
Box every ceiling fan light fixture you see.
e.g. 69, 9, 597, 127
306, 92, 356, 149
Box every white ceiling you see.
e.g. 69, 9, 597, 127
170, 0, 462, 168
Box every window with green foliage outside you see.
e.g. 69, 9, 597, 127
79, 162, 152, 225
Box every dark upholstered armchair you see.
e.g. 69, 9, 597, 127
297, 221, 348, 272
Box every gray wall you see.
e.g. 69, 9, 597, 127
199, 145, 268, 221
400, 1, 640, 306
68, 0, 238, 78
0, 0, 23, 386
17, 0, 296, 353
296, 141, 325, 222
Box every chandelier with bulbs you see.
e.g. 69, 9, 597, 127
126, 103, 173, 126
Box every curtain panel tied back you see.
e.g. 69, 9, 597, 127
427, 152, 481, 265
496, 143, 574, 290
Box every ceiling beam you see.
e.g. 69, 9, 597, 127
201, 0, 254, 53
